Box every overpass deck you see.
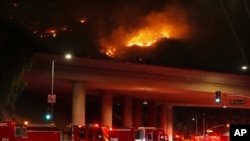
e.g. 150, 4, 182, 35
24, 53, 250, 108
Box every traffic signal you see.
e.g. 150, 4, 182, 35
45, 108, 52, 121
45, 113, 51, 121
215, 91, 221, 103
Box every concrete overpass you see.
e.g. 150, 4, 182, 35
23, 53, 250, 140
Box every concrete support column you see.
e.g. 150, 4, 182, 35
159, 104, 167, 131
72, 82, 86, 125
102, 91, 113, 127
166, 104, 173, 141
133, 99, 143, 127
148, 102, 156, 126
123, 96, 133, 127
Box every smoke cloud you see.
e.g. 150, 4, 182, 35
98, 2, 191, 58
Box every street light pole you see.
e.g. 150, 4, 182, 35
203, 116, 213, 136
203, 117, 205, 136
51, 59, 55, 123
195, 115, 198, 136
48, 54, 72, 123
195, 113, 205, 136
49, 54, 72, 123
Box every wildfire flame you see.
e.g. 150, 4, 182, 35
126, 28, 169, 47
99, 6, 190, 58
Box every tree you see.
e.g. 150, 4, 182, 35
0, 16, 35, 120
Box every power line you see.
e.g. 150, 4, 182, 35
219, 0, 249, 68
244, 0, 250, 19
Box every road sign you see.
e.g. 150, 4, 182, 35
48, 94, 56, 103
230, 100, 245, 105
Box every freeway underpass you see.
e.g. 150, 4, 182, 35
22, 53, 250, 141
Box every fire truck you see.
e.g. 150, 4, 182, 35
0, 121, 61, 141
65, 124, 168, 141
1, 120, 168, 141
68, 124, 135, 141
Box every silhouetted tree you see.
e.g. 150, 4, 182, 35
0, 16, 34, 120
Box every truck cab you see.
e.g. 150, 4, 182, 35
135, 127, 168, 141
71, 124, 107, 141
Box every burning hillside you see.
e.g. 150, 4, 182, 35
99, 6, 191, 58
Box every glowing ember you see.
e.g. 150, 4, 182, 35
104, 47, 116, 57
80, 18, 86, 23
45, 29, 56, 34
99, 39, 118, 57
42, 29, 57, 38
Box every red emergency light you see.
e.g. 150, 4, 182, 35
94, 123, 99, 127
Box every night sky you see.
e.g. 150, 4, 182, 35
1, 0, 250, 73
1, 0, 250, 138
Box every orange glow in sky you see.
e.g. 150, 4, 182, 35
99, 6, 190, 58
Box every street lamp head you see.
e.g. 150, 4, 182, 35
65, 53, 72, 60
143, 100, 148, 105
242, 65, 248, 70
